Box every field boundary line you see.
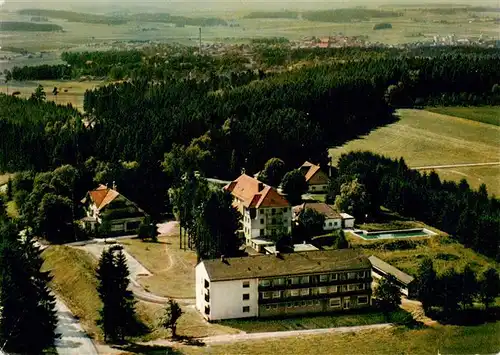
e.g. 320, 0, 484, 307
411, 162, 500, 170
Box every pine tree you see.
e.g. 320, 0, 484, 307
0, 221, 57, 353
96, 248, 116, 342
113, 249, 136, 341
160, 299, 183, 339
96, 246, 136, 343
479, 268, 500, 310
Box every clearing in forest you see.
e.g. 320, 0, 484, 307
329, 109, 500, 197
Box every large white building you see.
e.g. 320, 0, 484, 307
224, 174, 292, 251
196, 249, 373, 321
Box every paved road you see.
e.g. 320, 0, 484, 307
55, 298, 97, 355
411, 162, 500, 170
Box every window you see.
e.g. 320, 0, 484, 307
262, 292, 271, 299
358, 271, 365, 278
329, 286, 338, 293
301, 276, 310, 284
260, 229, 264, 236
319, 274, 328, 282
272, 208, 276, 215
341, 285, 348, 292
204, 306, 210, 315
311, 287, 319, 295
204, 279, 209, 288
283, 208, 288, 212
348, 272, 357, 280
340, 273, 347, 281
358, 296, 369, 305
274, 278, 285, 286
315, 300, 320, 305
348, 284, 357, 291
330, 273, 338, 281
319, 287, 328, 294
291, 289, 300, 297
243, 293, 250, 300
242, 281, 250, 288
259, 279, 271, 287
328, 222, 332, 227
271, 229, 276, 237
272, 291, 281, 299
358, 283, 365, 290
260, 218, 264, 225
291, 277, 300, 285
307, 300, 314, 306
301, 301, 306, 306
300, 288, 310, 296
329, 298, 341, 308
242, 306, 250, 313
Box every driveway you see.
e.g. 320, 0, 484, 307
55, 298, 98, 355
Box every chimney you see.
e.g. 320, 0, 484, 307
112, 181, 117, 191
241, 168, 246, 175
258, 182, 264, 192
220, 255, 225, 262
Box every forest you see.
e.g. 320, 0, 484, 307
0, 21, 63, 32
302, 9, 402, 22
333, 152, 500, 260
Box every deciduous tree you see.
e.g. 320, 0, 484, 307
334, 178, 370, 221
281, 169, 307, 205
260, 158, 286, 187
160, 299, 183, 339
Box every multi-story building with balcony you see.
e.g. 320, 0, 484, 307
224, 174, 292, 251
195, 249, 372, 321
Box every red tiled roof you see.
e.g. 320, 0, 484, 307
88, 184, 120, 210
224, 174, 290, 208
294, 202, 342, 219
301, 161, 322, 182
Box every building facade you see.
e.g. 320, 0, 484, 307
196, 249, 372, 321
293, 202, 344, 232
299, 161, 330, 193
225, 174, 292, 249
80, 184, 145, 236
369, 255, 416, 298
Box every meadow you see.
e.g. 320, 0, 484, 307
0, 80, 103, 111
329, 109, 500, 197
426, 106, 500, 126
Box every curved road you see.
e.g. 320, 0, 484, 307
411, 162, 500, 170
55, 298, 98, 355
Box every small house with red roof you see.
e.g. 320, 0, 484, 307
224, 174, 292, 251
80, 184, 145, 236
299, 161, 329, 193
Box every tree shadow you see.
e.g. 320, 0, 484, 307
428, 306, 500, 326
175, 335, 205, 347
114, 343, 183, 355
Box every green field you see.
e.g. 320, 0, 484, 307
0, 80, 103, 111
330, 109, 500, 197
179, 323, 500, 355
426, 106, 500, 126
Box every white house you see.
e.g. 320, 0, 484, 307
224, 174, 292, 251
80, 184, 145, 236
340, 213, 355, 229
293, 202, 343, 231
369, 255, 416, 298
195, 249, 373, 321
299, 161, 330, 193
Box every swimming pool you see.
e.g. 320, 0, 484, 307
352, 228, 436, 240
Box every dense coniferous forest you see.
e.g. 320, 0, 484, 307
334, 152, 500, 260
10, 64, 73, 81
0, 21, 63, 32
302, 9, 402, 22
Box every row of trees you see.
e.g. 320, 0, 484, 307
334, 151, 500, 259
8, 64, 72, 81
417, 258, 500, 316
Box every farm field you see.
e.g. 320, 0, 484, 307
0, 7, 498, 53
0, 80, 103, 111
329, 109, 500, 197
426, 106, 500, 126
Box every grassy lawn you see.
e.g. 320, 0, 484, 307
219, 309, 410, 334
329, 109, 500, 196
180, 323, 500, 355
426, 106, 500, 126
120, 235, 197, 299
349, 233, 498, 277
0, 80, 103, 111
42, 245, 103, 340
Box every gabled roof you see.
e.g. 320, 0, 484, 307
86, 184, 120, 211
202, 249, 370, 282
300, 161, 324, 183
224, 174, 289, 208
369, 255, 415, 285
293, 202, 342, 220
